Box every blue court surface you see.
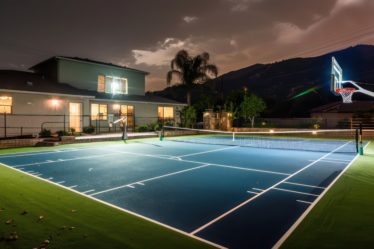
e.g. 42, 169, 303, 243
0, 139, 358, 249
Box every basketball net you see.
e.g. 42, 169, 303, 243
336, 88, 356, 103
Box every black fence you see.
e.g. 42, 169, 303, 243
0, 113, 176, 138
233, 117, 374, 130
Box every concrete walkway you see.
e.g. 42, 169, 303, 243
75, 132, 158, 141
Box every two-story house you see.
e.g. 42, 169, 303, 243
0, 56, 185, 137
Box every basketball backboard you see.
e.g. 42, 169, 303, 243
331, 57, 343, 95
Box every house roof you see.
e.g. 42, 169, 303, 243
311, 101, 374, 113
29, 56, 149, 75
0, 70, 184, 105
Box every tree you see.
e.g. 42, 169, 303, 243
240, 94, 266, 128
167, 50, 218, 106
179, 106, 197, 128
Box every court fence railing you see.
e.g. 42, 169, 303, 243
0, 113, 176, 139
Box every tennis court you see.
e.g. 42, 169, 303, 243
0, 129, 361, 249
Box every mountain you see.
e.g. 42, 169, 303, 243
151, 45, 374, 117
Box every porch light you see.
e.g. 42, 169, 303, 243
50, 99, 60, 109
113, 104, 120, 110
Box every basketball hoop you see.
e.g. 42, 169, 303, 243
336, 88, 356, 103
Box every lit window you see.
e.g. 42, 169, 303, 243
105, 76, 128, 95
0, 96, 12, 114
98, 75, 105, 92
119, 105, 134, 127
91, 103, 107, 120
158, 106, 174, 119
120, 105, 134, 115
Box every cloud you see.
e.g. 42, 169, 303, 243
183, 16, 198, 23
227, 0, 262, 12
132, 38, 197, 66
274, 22, 308, 44
332, 0, 366, 14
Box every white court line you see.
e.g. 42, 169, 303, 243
308, 159, 347, 164
190, 141, 351, 235
127, 185, 135, 189
321, 158, 351, 162
13, 152, 120, 167
101, 148, 290, 176
0, 163, 226, 249
90, 164, 211, 196
273, 141, 370, 249
273, 187, 319, 197
56, 181, 65, 184
252, 188, 265, 192
137, 182, 145, 186
210, 164, 290, 176
178, 145, 240, 158
247, 191, 260, 195
0, 148, 87, 158
283, 181, 326, 190
82, 189, 95, 194
296, 200, 313, 204
68, 185, 78, 189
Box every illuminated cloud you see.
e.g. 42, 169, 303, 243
183, 16, 198, 23
132, 38, 197, 66
227, 0, 262, 12
332, 0, 366, 14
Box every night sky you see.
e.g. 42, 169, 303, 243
1, 0, 373, 91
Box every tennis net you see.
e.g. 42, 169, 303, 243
161, 126, 359, 153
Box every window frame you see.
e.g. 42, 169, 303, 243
0, 96, 12, 114
91, 103, 108, 120
105, 76, 128, 95
97, 75, 106, 93
158, 106, 174, 120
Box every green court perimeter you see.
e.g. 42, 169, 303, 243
282, 141, 374, 249
0, 142, 215, 249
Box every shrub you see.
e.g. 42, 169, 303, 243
135, 125, 149, 132
39, 129, 52, 138
83, 126, 95, 134
56, 130, 69, 137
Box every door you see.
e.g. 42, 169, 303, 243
69, 103, 82, 132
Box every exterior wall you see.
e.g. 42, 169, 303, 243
0, 91, 92, 136
0, 90, 185, 137
57, 59, 146, 96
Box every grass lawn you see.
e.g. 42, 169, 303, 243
282, 141, 374, 249
0, 145, 215, 249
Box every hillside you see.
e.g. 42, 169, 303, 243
151, 45, 374, 117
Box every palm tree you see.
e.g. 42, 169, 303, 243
167, 50, 218, 105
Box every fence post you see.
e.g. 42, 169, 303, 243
20, 127, 23, 136
63, 114, 66, 131
4, 113, 6, 138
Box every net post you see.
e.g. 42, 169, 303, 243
355, 128, 359, 153
232, 132, 235, 141
359, 123, 363, 155
160, 127, 164, 141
